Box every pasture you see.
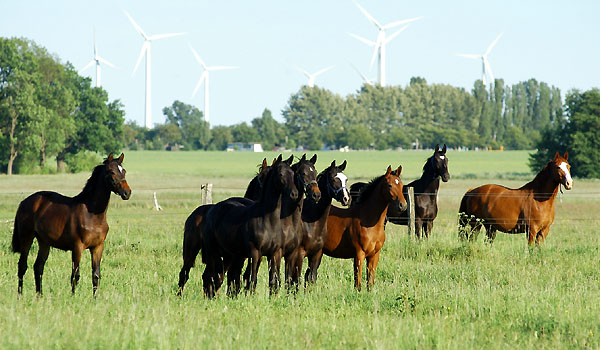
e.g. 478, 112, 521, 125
0, 150, 598, 349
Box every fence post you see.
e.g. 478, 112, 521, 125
153, 192, 163, 211
201, 183, 213, 205
407, 187, 415, 236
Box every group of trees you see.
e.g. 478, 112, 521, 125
0, 37, 124, 174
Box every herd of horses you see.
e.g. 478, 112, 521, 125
9, 148, 573, 297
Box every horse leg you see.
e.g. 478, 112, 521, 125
424, 220, 433, 239
353, 250, 366, 291
268, 249, 282, 295
90, 244, 104, 297
177, 232, 202, 296
227, 257, 244, 298
305, 249, 324, 286
366, 251, 381, 291
70, 245, 83, 294
244, 256, 261, 292
535, 226, 550, 246
17, 234, 35, 295
284, 248, 300, 292
485, 226, 497, 244
202, 261, 216, 298
248, 248, 261, 294
414, 218, 422, 239
33, 241, 50, 295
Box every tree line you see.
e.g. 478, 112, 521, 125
2, 37, 598, 178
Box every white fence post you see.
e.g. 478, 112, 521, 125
407, 187, 415, 236
201, 184, 213, 205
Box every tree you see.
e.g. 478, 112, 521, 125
530, 89, 600, 178
163, 100, 210, 149
251, 108, 284, 151
208, 125, 232, 150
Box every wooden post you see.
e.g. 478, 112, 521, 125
201, 184, 213, 205
407, 187, 415, 236
153, 192, 163, 211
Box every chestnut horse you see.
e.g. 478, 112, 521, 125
12, 153, 131, 296
177, 157, 272, 296
323, 166, 407, 290
459, 152, 572, 246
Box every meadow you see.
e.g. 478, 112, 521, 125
0, 150, 598, 349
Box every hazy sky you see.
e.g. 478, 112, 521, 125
2, 1, 598, 127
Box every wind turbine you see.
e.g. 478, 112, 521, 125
79, 30, 117, 88
457, 33, 503, 87
124, 11, 186, 129
350, 63, 374, 86
295, 65, 334, 87
350, 1, 423, 87
189, 45, 239, 124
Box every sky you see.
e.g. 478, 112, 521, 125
2, 1, 598, 127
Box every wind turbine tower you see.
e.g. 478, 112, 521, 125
457, 33, 503, 87
350, 1, 423, 87
189, 45, 239, 124
124, 11, 186, 129
79, 30, 117, 88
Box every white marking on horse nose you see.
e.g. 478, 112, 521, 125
559, 162, 572, 183
395, 179, 399, 184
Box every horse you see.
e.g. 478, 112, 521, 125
290, 160, 351, 287
323, 165, 407, 291
201, 155, 298, 298
12, 153, 131, 296
458, 151, 572, 246
281, 154, 320, 290
176, 157, 272, 296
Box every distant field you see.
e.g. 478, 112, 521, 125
0, 150, 598, 349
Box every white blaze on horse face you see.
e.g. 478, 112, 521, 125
395, 179, 399, 185
439, 156, 445, 160
559, 162, 573, 189
335, 172, 350, 202
118, 165, 124, 174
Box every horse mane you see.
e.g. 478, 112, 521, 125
423, 155, 435, 173
354, 175, 385, 205
525, 159, 555, 188
73, 163, 106, 201
316, 166, 330, 182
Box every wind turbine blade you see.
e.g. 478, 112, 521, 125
485, 32, 503, 56
93, 29, 97, 56
208, 66, 239, 71
132, 41, 149, 76
456, 53, 481, 59
384, 25, 409, 44
383, 16, 423, 29
314, 66, 334, 77
295, 66, 311, 78
484, 58, 494, 83
369, 43, 379, 69
189, 45, 207, 69
149, 32, 187, 41
349, 32, 375, 46
354, 1, 382, 29
78, 60, 95, 74
350, 63, 369, 83
97, 56, 117, 69
192, 72, 207, 97
123, 11, 148, 39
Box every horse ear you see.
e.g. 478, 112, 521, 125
275, 154, 283, 164
554, 151, 560, 160
300, 154, 306, 162
330, 160, 336, 168
396, 165, 403, 175
338, 160, 347, 171
386, 165, 392, 176
442, 144, 447, 154
262, 158, 268, 169
117, 153, 124, 164
272, 157, 278, 165
285, 155, 294, 165
107, 153, 114, 162
310, 154, 317, 165
435, 144, 440, 153
563, 151, 568, 160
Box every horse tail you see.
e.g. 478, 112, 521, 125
11, 218, 20, 253
182, 207, 205, 267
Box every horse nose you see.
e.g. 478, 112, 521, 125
442, 173, 450, 182
565, 179, 573, 190
290, 189, 299, 200
397, 199, 407, 212
121, 182, 131, 200
312, 190, 321, 203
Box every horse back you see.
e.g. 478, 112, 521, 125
324, 205, 362, 259
461, 184, 530, 232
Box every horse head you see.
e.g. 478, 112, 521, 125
270, 154, 298, 201
553, 151, 573, 190
386, 165, 407, 212
325, 160, 350, 206
292, 154, 321, 203
104, 153, 131, 200
432, 144, 450, 182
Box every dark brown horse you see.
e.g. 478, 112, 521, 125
291, 160, 350, 287
201, 155, 298, 297
12, 153, 131, 296
177, 157, 272, 296
323, 166, 407, 290
459, 152, 572, 246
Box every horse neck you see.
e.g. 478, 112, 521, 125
526, 165, 560, 201
303, 173, 333, 222
244, 177, 261, 200
357, 181, 389, 225
258, 170, 285, 215
75, 169, 111, 214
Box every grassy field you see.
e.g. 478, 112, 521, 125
0, 150, 598, 349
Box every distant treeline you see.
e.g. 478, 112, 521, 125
2, 37, 598, 177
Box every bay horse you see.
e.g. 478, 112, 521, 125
323, 165, 407, 291
350, 145, 449, 239
201, 155, 298, 298
176, 157, 271, 296
458, 152, 572, 246
12, 153, 131, 296
290, 160, 351, 287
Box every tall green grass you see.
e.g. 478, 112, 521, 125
0, 150, 598, 349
